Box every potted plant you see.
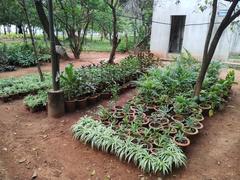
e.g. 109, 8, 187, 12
97, 105, 111, 122
61, 63, 77, 113
171, 114, 185, 122
173, 132, 190, 147
149, 121, 162, 130
199, 101, 212, 117
173, 96, 197, 117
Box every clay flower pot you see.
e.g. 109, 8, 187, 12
149, 121, 162, 130
195, 122, 204, 130
193, 114, 205, 122
169, 126, 178, 136
88, 93, 100, 105
173, 135, 191, 147
183, 127, 199, 136
199, 103, 212, 117
65, 100, 76, 113
158, 117, 170, 126
76, 97, 88, 110
113, 111, 125, 122
101, 92, 112, 100
150, 148, 158, 155
146, 105, 156, 115
171, 114, 185, 122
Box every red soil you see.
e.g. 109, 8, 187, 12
0, 53, 239, 179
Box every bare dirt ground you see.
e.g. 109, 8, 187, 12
0, 54, 240, 180
0, 52, 127, 78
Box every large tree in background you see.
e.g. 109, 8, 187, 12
18, 0, 44, 81
194, 0, 240, 96
122, 0, 154, 51
105, 0, 121, 64
34, 0, 69, 59
55, 0, 92, 59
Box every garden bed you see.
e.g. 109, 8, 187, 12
72, 53, 235, 175
23, 54, 155, 113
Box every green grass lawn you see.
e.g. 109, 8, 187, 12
0, 34, 134, 53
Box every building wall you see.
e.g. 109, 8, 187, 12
150, 0, 232, 61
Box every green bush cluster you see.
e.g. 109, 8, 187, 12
23, 90, 48, 109
0, 73, 51, 98
137, 52, 235, 114
0, 42, 50, 70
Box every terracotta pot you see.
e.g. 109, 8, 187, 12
146, 106, 156, 115
157, 117, 170, 126
192, 114, 205, 122
149, 121, 162, 130
183, 127, 199, 136
88, 94, 100, 105
199, 103, 212, 117
142, 116, 150, 127
169, 126, 177, 135
171, 114, 185, 122
173, 135, 191, 147
76, 97, 88, 110
101, 92, 112, 100
141, 142, 153, 151
103, 121, 111, 126
169, 121, 184, 130
136, 127, 146, 136
150, 148, 158, 155
65, 100, 76, 113
113, 112, 125, 121
195, 122, 204, 130
120, 85, 128, 94
127, 81, 137, 89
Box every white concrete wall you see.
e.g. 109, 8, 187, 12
150, 0, 233, 61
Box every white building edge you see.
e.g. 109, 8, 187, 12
150, 0, 240, 61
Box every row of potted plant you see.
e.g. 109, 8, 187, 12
61, 55, 155, 113
72, 116, 186, 175
71, 52, 235, 175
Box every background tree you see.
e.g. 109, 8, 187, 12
18, 0, 44, 81
105, 0, 121, 64
54, 0, 93, 59
34, 0, 69, 59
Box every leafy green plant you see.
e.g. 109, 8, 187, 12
72, 116, 186, 175
24, 90, 48, 109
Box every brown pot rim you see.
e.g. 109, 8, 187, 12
171, 114, 185, 122
173, 136, 190, 147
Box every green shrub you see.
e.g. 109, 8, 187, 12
24, 90, 48, 109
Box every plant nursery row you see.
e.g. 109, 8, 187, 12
72, 53, 235, 175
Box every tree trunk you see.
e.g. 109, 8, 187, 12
3, 26, 6, 34
194, 0, 218, 96
19, 0, 44, 82
17, 24, 23, 34
125, 33, 128, 52
23, 25, 27, 44
108, 7, 120, 64
194, 0, 240, 96
34, 0, 69, 60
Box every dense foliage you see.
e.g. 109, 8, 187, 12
0, 73, 51, 99
0, 42, 50, 70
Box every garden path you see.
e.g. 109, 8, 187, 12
0, 52, 128, 78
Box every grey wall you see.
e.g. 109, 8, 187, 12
150, 0, 234, 61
